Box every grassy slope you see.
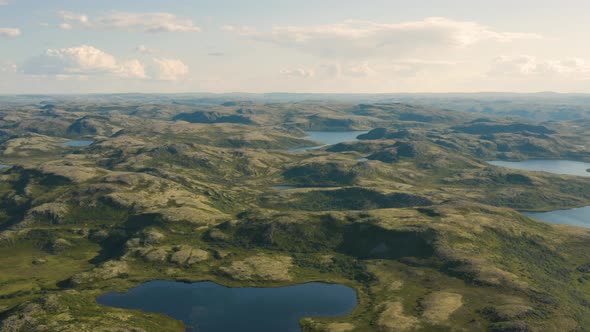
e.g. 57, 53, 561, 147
0, 100, 590, 331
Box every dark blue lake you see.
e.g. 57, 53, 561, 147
525, 206, 590, 228
61, 140, 94, 147
289, 131, 368, 152
488, 160, 590, 177
97, 281, 358, 332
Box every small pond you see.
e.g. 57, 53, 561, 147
487, 160, 590, 177
61, 140, 94, 147
272, 186, 297, 190
288, 131, 368, 152
525, 206, 590, 229
97, 280, 358, 332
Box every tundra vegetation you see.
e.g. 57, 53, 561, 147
0, 94, 590, 331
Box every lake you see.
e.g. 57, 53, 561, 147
61, 140, 94, 147
288, 131, 368, 152
97, 281, 358, 332
487, 160, 590, 177
525, 206, 590, 229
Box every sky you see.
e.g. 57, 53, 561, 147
1, 0, 590, 94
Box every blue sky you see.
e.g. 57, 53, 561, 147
2, 0, 590, 93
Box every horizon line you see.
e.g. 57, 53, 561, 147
1, 91, 589, 97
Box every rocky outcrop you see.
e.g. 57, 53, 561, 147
377, 302, 420, 331
45, 239, 72, 254
220, 254, 293, 281
135, 246, 209, 266
421, 291, 463, 324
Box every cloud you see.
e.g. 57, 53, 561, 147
59, 23, 73, 30
23, 45, 146, 79
222, 25, 257, 35
279, 58, 460, 82
343, 62, 376, 77
22, 45, 190, 82
0, 0, 9, 5
318, 62, 375, 78
58, 11, 200, 33
0, 28, 21, 38
490, 55, 590, 79
225, 17, 539, 58
135, 45, 157, 54
279, 67, 315, 78
118, 59, 147, 79
151, 58, 189, 80
58, 11, 90, 25
278, 62, 375, 80
1, 63, 17, 73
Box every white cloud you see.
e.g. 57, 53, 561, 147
318, 63, 375, 77
0, 28, 21, 38
59, 23, 73, 30
277, 58, 460, 84
222, 25, 257, 35
1, 63, 17, 73
490, 55, 590, 79
280, 67, 315, 78
225, 18, 539, 58
135, 45, 157, 54
58, 11, 90, 26
289, 62, 377, 79
344, 62, 376, 77
117, 59, 147, 79
0, 0, 9, 5
58, 11, 200, 33
151, 58, 189, 80
22, 46, 190, 81
23, 45, 146, 79
97, 12, 200, 33
379, 59, 459, 76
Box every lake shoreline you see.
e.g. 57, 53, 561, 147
97, 279, 360, 332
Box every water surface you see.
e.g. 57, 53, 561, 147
488, 160, 590, 177
272, 186, 297, 190
525, 206, 590, 228
97, 280, 358, 332
0, 164, 9, 169
61, 140, 94, 147
289, 131, 368, 152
